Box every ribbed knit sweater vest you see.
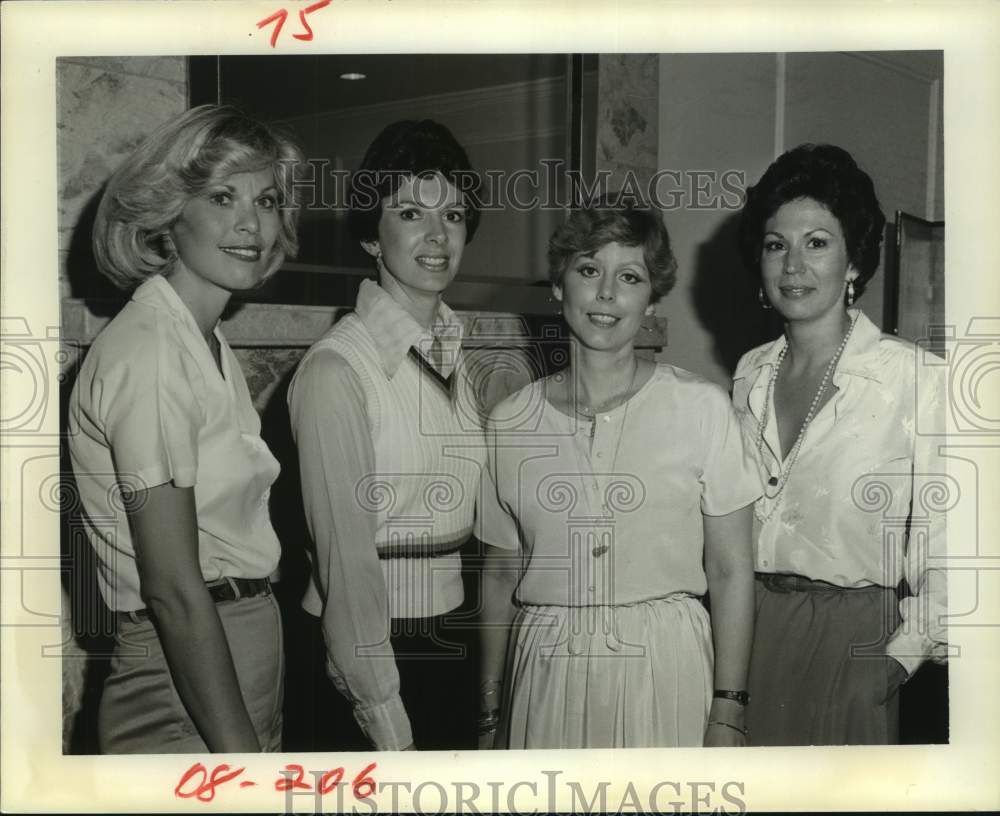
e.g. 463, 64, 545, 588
304, 314, 485, 618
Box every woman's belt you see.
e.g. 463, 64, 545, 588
757, 572, 888, 594
376, 535, 468, 560
117, 577, 272, 624
517, 592, 699, 609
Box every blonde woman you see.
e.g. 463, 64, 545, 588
68, 105, 302, 753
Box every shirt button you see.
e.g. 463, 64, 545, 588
592, 481, 599, 489
596, 452, 603, 458
603, 416, 611, 423
588, 585, 596, 592
762, 559, 769, 567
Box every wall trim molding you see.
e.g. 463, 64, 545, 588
62, 298, 667, 350
774, 53, 786, 158
279, 75, 566, 150
926, 77, 941, 220
842, 51, 942, 85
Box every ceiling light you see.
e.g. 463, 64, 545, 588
339, 72, 366, 81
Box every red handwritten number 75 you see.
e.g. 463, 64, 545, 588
257, 0, 332, 48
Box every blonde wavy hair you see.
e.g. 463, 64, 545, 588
93, 105, 304, 289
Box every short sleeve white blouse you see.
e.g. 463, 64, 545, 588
68, 275, 281, 612
476, 363, 762, 606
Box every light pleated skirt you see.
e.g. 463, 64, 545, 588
498, 594, 713, 749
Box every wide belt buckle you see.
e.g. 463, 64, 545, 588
762, 573, 798, 593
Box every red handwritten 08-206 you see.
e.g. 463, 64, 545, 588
174, 761, 377, 802
257, 0, 333, 48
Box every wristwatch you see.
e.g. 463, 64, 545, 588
713, 689, 750, 706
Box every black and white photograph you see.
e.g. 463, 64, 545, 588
2, 2, 998, 813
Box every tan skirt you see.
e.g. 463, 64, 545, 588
498, 594, 713, 748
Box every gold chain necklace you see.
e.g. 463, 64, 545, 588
574, 359, 640, 427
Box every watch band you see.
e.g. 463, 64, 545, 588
713, 689, 750, 706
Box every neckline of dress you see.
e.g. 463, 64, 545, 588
543, 363, 659, 422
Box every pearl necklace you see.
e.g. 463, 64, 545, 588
754, 314, 857, 523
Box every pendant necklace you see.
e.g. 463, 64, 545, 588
572, 358, 641, 557
574, 358, 640, 439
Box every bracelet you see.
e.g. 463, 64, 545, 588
476, 709, 499, 727
713, 689, 749, 706
707, 720, 749, 737
476, 710, 500, 736
480, 680, 502, 709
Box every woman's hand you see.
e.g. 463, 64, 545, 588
879, 656, 909, 705
478, 729, 497, 750
703, 696, 748, 747
477, 679, 502, 750
887, 656, 908, 689
704, 721, 748, 747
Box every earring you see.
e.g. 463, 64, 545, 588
758, 287, 772, 310
846, 279, 856, 307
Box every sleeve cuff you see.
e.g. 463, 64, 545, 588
885, 629, 946, 677
474, 530, 520, 551
130, 461, 197, 491
353, 695, 413, 751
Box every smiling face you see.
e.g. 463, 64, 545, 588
760, 196, 858, 325
167, 168, 280, 297
554, 241, 655, 353
362, 173, 467, 300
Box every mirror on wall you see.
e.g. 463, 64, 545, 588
190, 54, 598, 309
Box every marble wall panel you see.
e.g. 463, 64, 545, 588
234, 348, 305, 414
57, 57, 187, 296
58, 55, 187, 752
61, 56, 187, 85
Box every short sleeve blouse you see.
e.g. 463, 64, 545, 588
476, 363, 762, 606
68, 275, 281, 611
